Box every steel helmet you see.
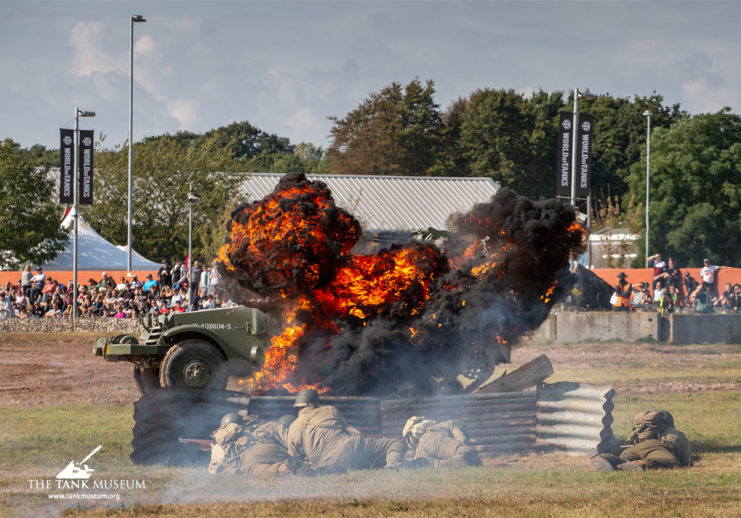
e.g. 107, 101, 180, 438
402, 416, 425, 441
220, 412, 241, 427
403, 416, 435, 444
293, 388, 319, 408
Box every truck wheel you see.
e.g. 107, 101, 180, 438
159, 340, 227, 390
133, 366, 161, 395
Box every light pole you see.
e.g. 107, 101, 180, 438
73, 107, 96, 319
187, 186, 200, 310
643, 110, 652, 264
128, 14, 146, 272
570, 88, 595, 207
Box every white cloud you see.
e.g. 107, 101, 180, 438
69, 21, 124, 77
285, 107, 322, 143
166, 99, 199, 127
134, 34, 159, 59
681, 78, 736, 113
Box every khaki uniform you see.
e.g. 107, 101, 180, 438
208, 423, 253, 475
618, 427, 691, 469
287, 405, 404, 474
596, 412, 691, 471
413, 420, 482, 468
240, 421, 294, 477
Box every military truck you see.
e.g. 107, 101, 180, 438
94, 306, 274, 394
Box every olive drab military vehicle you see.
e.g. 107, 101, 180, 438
94, 306, 274, 394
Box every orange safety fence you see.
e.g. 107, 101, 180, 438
0, 270, 158, 287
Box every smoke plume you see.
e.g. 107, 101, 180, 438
217, 173, 584, 396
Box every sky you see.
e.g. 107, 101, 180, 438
1, 0, 739, 151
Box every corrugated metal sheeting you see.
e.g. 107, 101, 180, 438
238, 173, 499, 232
239, 384, 614, 458
380, 392, 538, 456
536, 382, 617, 456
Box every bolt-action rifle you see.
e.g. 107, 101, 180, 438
178, 437, 215, 451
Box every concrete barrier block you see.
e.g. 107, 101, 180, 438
554, 311, 661, 343
668, 313, 741, 344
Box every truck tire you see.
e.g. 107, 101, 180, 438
159, 339, 227, 390
133, 366, 161, 395
130, 388, 250, 466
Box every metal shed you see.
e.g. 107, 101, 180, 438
239, 173, 499, 233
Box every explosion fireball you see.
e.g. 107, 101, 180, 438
216, 173, 584, 396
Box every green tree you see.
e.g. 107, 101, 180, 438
454, 88, 560, 197
142, 121, 293, 163
82, 134, 243, 263
243, 143, 329, 175
0, 139, 69, 268
626, 108, 741, 266
327, 78, 443, 176
586, 93, 686, 200
428, 97, 470, 177
19, 144, 58, 169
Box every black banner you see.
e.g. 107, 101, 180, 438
576, 113, 594, 198
59, 129, 74, 204
78, 130, 94, 205
556, 111, 572, 197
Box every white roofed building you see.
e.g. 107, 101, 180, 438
239, 173, 499, 233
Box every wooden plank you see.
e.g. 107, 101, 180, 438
473, 354, 554, 394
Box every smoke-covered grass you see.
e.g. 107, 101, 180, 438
2, 390, 739, 517
2, 340, 740, 516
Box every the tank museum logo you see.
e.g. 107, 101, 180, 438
27, 446, 146, 501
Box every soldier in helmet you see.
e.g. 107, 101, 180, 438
402, 416, 482, 468
239, 414, 313, 477
286, 389, 405, 474
208, 411, 254, 475
591, 410, 691, 471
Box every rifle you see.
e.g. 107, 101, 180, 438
179, 437, 215, 451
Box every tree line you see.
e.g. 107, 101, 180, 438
1, 79, 739, 269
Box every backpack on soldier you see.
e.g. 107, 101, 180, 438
625, 411, 671, 445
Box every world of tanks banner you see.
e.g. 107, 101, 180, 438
576, 112, 594, 199
78, 129, 94, 205
59, 128, 74, 204
556, 112, 572, 197
556, 111, 594, 199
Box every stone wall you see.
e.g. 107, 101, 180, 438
0, 317, 143, 334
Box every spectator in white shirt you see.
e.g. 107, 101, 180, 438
700, 258, 720, 298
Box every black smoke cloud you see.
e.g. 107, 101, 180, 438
219, 176, 584, 396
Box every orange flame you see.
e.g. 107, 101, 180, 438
540, 281, 558, 304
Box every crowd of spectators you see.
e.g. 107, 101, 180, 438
0, 259, 229, 319
611, 254, 741, 314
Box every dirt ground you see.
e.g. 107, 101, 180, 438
0, 333, 139, 407
1, 332, 739, 407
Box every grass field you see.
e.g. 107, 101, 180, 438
0, 335, 739, 517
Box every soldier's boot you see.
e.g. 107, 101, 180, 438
618, 461, 645, 472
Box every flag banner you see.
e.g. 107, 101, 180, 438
59, 129, 74, 204
78, 129, 94, 204
556, 111, 572, 197
576, 113, 594, 198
